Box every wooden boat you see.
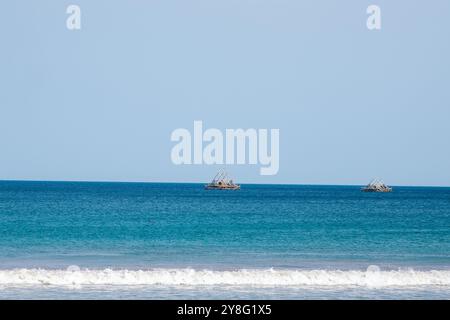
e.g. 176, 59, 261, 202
205, 169, 240, 190
361, 179, 392, 192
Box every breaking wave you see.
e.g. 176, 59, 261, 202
0, 268, 450, 287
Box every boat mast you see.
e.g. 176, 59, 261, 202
211, 170, 222, 183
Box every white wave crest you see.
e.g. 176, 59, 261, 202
0, 268, 449, 287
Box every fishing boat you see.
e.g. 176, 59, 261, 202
205, 169, 240, 190
361, 179, 392, 192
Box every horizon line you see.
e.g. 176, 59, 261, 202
0, 178, 449, 188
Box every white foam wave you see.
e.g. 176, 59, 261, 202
0, 268, 449, 287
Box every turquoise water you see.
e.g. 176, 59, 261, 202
0, 181, 449, 299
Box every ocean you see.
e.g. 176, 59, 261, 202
0, 181, 449, 299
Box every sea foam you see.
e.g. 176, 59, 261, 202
0, 268, 449, 287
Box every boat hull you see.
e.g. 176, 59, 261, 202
361, 188, 392, 192
204, 184, 240, 190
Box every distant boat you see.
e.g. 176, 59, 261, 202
361, 179, 392, 192
205, 169, 240, 190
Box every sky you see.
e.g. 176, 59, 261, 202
0, 1, 449, 186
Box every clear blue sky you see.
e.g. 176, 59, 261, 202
1, 1, 449, 186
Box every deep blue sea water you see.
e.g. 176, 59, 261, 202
0, 181, 449, 299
